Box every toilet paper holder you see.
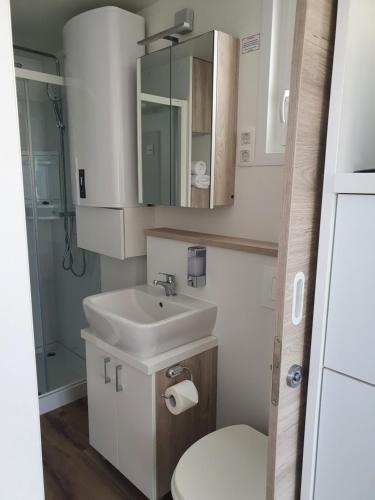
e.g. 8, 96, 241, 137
161, 364, 193, 400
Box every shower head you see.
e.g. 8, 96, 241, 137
46, 83, 61, 102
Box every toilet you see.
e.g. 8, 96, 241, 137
171, 425, 268, 500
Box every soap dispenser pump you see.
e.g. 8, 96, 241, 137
187, 246, 206, 287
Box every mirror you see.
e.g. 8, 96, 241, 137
138, 32, 215, 208
139, 47, 171, 205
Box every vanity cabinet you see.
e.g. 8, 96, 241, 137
84, 331, 217, 499
137, 31, 239, 209
86, 342, 154, 496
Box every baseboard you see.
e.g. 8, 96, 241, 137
39, 380, 87, 415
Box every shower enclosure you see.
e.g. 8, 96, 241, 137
14, 49, 101, 407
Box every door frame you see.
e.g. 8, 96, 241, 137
266, 0, 337, 498
0, 1, 44, 498
300, 1, 353, 497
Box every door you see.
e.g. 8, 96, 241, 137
324, 195, 375, 385
267, 1, 337, 498
86, 343, 117, 466
115, 358, 154, 500
0, 1, 44, 497
314, 369, 375, 500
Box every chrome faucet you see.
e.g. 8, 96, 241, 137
153, 273, 177, 296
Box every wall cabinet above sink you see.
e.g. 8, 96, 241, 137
137, 31, 239, 209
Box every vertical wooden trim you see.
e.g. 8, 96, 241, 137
213, 32, 239, 207
155, 347, 217, 498
191, 185, 210, 208
267, 1, 337, 499
191, 58, 213, 134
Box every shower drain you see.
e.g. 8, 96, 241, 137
47, 351, 56, 357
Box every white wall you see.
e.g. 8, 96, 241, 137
102, 0, 285, 292
0, 1, 44, 497
140, 0, 284, 242
147, 236, 276, 433
100, 255, 147, 292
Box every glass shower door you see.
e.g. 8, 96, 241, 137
16, 75, 101, 397
16, 78, 49, 394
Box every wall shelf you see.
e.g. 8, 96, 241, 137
145, 227, 278, 257
334, 173, 375, 194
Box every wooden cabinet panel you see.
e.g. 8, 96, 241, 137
325, 195, 375, 385
192, 58, 212, 134
213, 32, 239, 206
191, 185, 210, 208
85, 342, 117, 466
155, 347, 218, 498
314, 369, 375, 499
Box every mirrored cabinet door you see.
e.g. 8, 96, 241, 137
137, 31, 239, 209
171, 32, 214, 208
138, 48, 171, 206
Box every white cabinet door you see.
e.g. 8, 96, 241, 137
325, 195, 375, 385
86, 342, 117, 466
114, 357, 155, 500
314, 369, 375, 499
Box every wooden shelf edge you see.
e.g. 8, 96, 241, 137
145, 227, 278, 257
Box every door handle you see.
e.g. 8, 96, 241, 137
104, 357, 111, 384
279, 89, 290, 124
287, 364, 303, 388
292, 272, 305, 326
115, 365, 123, 392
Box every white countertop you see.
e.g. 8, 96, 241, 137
81, 328, 218, 375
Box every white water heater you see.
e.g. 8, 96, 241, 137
63, 7, 145, 208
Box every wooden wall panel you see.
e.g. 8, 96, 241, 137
155, 347, 217, 498
267, 1, 337, 499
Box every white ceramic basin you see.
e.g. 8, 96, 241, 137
83, 285, 217, 358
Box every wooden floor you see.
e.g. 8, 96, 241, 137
41, 398, 172, 500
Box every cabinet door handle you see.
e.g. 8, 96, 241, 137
115, 365, 123, 392
104, 357, 111, 384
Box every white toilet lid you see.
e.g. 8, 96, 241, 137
171, 425, 267, 500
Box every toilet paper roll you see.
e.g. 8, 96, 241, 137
164, 380, 199, 415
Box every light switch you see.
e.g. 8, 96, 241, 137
262, 265, 277, 309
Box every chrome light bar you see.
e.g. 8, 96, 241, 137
138, 8, 194, 46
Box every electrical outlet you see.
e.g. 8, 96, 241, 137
241, 131, 251, 146
240, 149, 251, 163
237, 127, 255, 166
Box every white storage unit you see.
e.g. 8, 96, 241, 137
83, 328, 218, 500
63, 7, 154, 259
63, 7, 145, 208
76, 206, 155, 260
325, 195, 375, 385
314, 369, 375, 500
86, 341, 154, 498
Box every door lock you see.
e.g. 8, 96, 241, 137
287, 364, 303, 388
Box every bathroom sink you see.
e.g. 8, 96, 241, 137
83, 285, 217, 358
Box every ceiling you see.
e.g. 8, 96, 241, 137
10, 0, 159, 53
